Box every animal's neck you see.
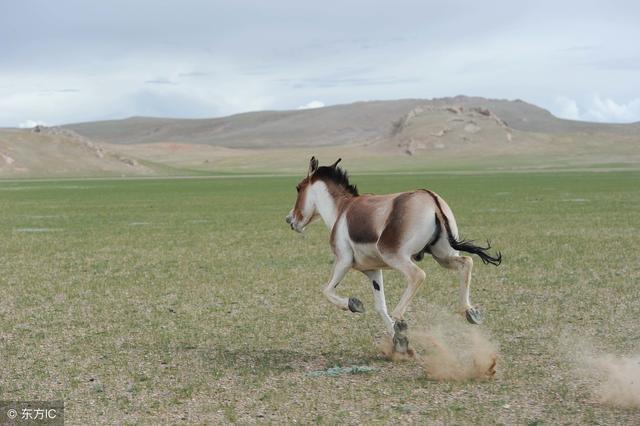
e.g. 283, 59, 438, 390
312, 182, 352, 230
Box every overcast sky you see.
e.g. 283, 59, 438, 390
1, 0, 639, 127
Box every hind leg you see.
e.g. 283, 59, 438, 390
435, 255, 482, 324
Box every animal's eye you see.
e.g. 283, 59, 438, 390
296, 185, 300, 193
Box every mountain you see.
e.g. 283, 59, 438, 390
1, 96, 639, 177
63, 96, 640, 149
0, 126, 159, 178
64, 100, 424, 148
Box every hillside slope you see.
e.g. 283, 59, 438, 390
64, 96, 640, 150
0, 127, 160, 178
64, 100, 422, 148
2, 97, 639, 178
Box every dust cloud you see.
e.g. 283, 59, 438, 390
583, 354, 640, 408
565, 337, 640, 408
379, 311, 498, 381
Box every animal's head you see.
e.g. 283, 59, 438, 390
285, 156, 350, 233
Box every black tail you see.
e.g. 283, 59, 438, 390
447, 235, 502, 266
423, 189, 502, 266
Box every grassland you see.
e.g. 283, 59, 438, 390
1, 170, 639, 424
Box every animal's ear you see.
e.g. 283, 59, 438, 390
329, 158, 342, 168
308, 156, 319, 176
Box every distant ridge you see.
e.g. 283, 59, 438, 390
2, 96, 639, 178
62, 97, 640, 149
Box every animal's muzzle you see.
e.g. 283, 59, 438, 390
285, 214, 294, 229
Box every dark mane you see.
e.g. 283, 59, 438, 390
312, 166, 359, 196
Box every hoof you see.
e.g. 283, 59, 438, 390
348, 297, 365, 313
392, 320, 409, 354
393, 335, 409, 354
465, 307, 483, 325
393, 319, 408, 334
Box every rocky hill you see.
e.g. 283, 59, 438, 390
0, 126, 157, 177
63, 96, 640, 150
2, 96, 639, 177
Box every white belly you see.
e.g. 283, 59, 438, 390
350, 242, 388, 271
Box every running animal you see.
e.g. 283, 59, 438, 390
285, 157, 502, 354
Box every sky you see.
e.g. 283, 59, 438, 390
1, 0, 639, 127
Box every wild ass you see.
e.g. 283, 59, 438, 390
286, 157, 502, 354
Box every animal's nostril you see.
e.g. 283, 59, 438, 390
285, 215, 292, 224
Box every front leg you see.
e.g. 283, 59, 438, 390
363, 270, 394, 334
322, 256, 363, 313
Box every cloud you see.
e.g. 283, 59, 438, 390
144, 78, 177, 85
554, 96, 581, 120
285, 77, 420, 89
18, 120, 46, 128
177, 72, 210, 77
121, 89, 220, 118
584, 95, 640, 122
297, 100, 325, 110
552, 95, 640, 123
558, 45, 596, 52
2, 2, 640, 125
31, 88, 80, 96
589, 56, 640, 71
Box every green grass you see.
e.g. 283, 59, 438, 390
1, 170, 639, 424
